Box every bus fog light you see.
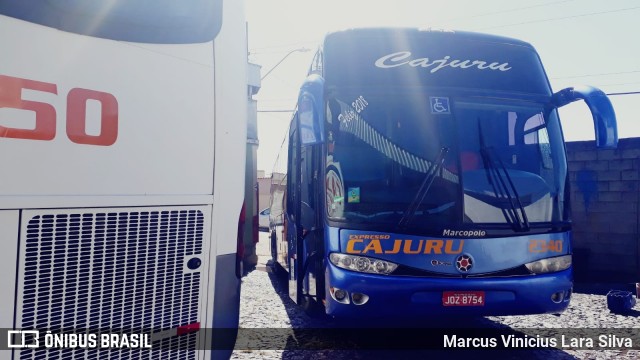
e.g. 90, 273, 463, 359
330, 287, 350, 304
334, 289, 347, 301
525, 255, 571, 274
551, 291, 564, 303
351, 292, 369, 305
329, 253, 398, 275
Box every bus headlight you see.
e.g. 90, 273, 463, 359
329, 253, 398, 275
525, 255, 571, 274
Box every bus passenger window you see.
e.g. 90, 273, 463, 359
524, 113, 553, 169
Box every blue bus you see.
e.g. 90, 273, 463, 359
268, 28, 617, 318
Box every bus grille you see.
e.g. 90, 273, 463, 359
18, 209, 205, 360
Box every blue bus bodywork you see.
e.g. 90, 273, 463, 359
269, 28, 617, 318
325, 229, 572, 316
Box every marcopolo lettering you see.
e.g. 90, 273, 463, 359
442, 229, 486, 237
346, 237, 464, 255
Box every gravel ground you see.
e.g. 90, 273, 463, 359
231, 232, 640, 360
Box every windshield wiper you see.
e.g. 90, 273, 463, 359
398, 147, 449, 230
478, 123, 530, 232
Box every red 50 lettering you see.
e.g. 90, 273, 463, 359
0, 74, 118, 146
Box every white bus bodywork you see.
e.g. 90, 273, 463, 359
0, 1, 247, 358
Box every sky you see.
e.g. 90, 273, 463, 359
245, 0, 640, 174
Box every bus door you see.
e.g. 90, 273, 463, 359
289, 88, 326, 312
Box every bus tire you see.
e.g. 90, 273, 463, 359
270, 230, 278, 264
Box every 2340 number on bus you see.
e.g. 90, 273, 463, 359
442, 291, 485, 306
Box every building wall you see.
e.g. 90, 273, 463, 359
567, 138, 640, 282
258, 177, 271, 211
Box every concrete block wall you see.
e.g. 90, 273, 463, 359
567, 138, 640, 282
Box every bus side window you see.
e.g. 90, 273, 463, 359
300, 144, 319, 230
523, 113, 553, 169
287, 121, 298, 220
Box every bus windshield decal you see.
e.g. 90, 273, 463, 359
430, 97, 451, 114
333, 98, 459, 184
374, 51, 512, 73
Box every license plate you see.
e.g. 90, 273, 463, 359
442, 291, 485, 306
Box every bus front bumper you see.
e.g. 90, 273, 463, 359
325, 263, 572, 318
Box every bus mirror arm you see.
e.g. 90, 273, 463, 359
552, 86, 618, 149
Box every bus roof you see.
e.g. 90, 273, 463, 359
320, 27, 551, 97
323, 27, 534, 49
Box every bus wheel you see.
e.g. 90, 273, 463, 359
270, 230, 277, 261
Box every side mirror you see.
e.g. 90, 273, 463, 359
552, 86, 618, 149
298, 74, 325, 146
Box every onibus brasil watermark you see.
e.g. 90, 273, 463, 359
8, 330, 152, 349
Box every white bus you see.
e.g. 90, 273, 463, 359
0, 1, 248, 358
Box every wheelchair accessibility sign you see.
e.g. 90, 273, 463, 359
430, 97, 450, 114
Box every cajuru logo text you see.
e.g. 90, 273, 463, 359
374, 51, 512, 74
346, 236, 464, 255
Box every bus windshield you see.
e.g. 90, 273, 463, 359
325, 90, 568, 233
